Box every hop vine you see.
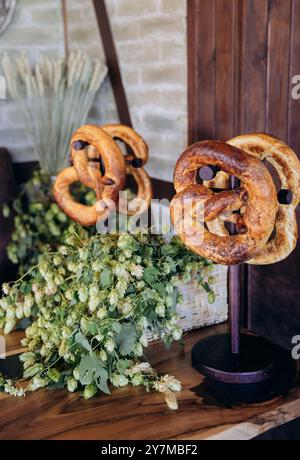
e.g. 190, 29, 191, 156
0, 227, 215, 409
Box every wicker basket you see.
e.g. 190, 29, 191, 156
176, 264, 228, 332
147, 264, 228, 342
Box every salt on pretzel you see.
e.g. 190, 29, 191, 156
101, 124, 153, 216
54, 125, 126, 226
170, 141, 278, 265
227, 133, 300, 264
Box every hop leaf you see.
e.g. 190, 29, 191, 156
100, 268, 112, 288
74, 332, 92, 352
115, 323, 137, 356
143, 267, 160, 286
79, 354, 110, 394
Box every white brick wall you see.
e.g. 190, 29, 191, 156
0, 1, 65, 163
0, 0, 188, 182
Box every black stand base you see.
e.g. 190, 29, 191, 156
192, 333, 279, 384
191, 335, 297, 406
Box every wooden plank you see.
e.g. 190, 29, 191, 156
0, 324, 299, 440
187, 0, 199, 143
188, 0, 216, 143
266, 0, 292, 140
248, 210, 300, 350
206, 397, 300, 440
288, 0, 300, 153
93, 0, 132, 127
233, 0, 244, 135
1, 330, 26, 357
215, 0, 236, 140
240, 0, 269, 133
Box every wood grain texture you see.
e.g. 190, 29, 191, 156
2, 330, 26, 357
266, 0, 292, 139
240, 0, 269, 133
93, 0, 132, 128
188, 0, 216, 142
288, 0, 300, 152
215, 0, 236, 139
0, 324, 299, 440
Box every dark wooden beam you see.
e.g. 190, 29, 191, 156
93, 0, 132, 127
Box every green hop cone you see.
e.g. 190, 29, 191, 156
111, 374, 129, 388
47, 368, 61, 383
67, 377, 78, 393
2, 204, 10, 218
83, 384, 98, 400
23, 364, 43, 379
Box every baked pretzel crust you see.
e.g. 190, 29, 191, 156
53, 167, 109, 226
101, 124, 153, 215
228, 133, 300, 264
171, 141, 278, 265
71, 125, 126, 204
54, 125, 126, 226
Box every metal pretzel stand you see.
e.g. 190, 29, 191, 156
191, 168, 291, 389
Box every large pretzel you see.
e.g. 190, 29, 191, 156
226, 133, 300, 264
170, 141, 278, 265
101, 124, 153, 215
53, 125, 126, 226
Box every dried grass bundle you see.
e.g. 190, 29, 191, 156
2, 51, 107, 175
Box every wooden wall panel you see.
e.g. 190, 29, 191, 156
266, 0, 292, 139
215, 0, 237, 139
288, 0, 300, 152
240, 0, 269, 133
188, 0, 300, 349
188, 0, 216, 141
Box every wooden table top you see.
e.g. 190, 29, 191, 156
1, 323, 300, 440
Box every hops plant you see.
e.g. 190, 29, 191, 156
0, 226, 215, 409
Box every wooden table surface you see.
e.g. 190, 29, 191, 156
1, 323, 300, 440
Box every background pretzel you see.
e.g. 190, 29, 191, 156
53, 167, 110, 226
70, 125, 126, 199
54, 125, 126, 226
101, 124, 153, 216
170, 141, 278, 265
227, 133, 300, 264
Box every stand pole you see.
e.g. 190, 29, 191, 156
229, 265, 241, 354
228, 174, 241, 355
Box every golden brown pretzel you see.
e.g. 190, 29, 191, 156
54, 125, 126, 226
170, 141, 278, 265
227, 133, 300, 264
53, 167, 110, 226
101, 124, 153, 216
70, 125, 126, 201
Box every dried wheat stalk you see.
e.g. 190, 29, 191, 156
2, 51, 107, 175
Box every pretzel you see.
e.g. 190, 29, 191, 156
101, 124, 153, 215
53, 167, 108, 226
54, 125, 126, 226
226, 133, 300, 264
170, 141, 278, 265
